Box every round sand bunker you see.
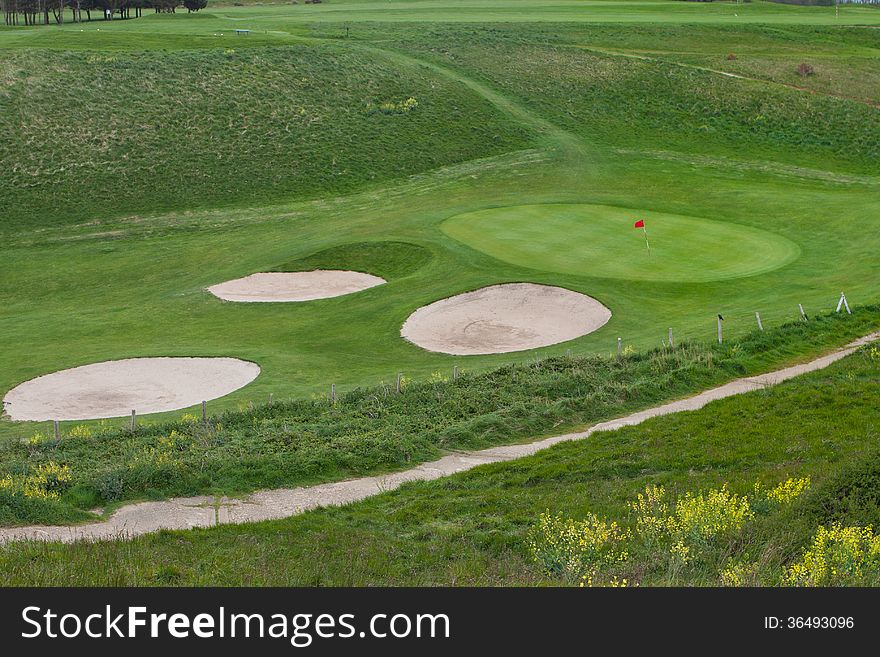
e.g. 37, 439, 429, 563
208, 270, 386, 303
401, 283, 611, 355
3, 357, 261, 421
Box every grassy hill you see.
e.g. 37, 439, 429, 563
1, 2, 879, 502
380, 22, 880, 172
0, 43, 533, 233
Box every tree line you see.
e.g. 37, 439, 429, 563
2, 0, 207, 25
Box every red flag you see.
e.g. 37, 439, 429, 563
634, 219, 645, 228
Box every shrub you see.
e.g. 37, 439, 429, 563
628, 484, 753, 565
93, 470, 125, 502
752, 476, 812, 513
0, 462, 73, 500
67, 425, 93, 439
765, 477, 811, 506
128, 432, 184, 471
528, 511, 629, 583
797, 62, 815, 78
369, 97, 419, 115
720, 561, 759, 587
784, 523, 880, 586
533, 481, 762, 585
530, 473, 880, 586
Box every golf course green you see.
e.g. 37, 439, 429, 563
4, 0, 880, 590
442, 203, 801, 282
1, 1, 879, 436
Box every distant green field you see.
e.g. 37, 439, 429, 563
1, 2, 879, 450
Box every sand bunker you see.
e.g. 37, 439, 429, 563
401, 283, 611, 355
208, 270, 386, 302
3, 357, 261, 421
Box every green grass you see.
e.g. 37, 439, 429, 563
442, 203, 801, 282
272, 241, 433, 280
0, 2, 879, 582
0, 44, 532, 234
1, 332, 877, 586
387, 24, 880, 171
1, 5, 879, 505
161, 1, 880, 26
0, 307, 877, 526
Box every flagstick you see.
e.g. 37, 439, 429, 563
643, 225, 651, 256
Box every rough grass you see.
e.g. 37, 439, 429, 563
1, 329, 877, 585
385, 24, 880, 173
273, 241, 433, 280
0, 44, 533, 234
0, 307, 877, 526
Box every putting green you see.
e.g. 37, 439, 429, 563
442, 204, 800, 283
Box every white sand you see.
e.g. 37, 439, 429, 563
3, 357, 261, 421
401, 283, 611, 355
207, 270, 386, 302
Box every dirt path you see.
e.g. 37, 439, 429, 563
1, 330, 877, 545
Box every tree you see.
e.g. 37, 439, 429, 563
152, 0, 178, 12
183, 0, 205, 10
49, 0, 65, 23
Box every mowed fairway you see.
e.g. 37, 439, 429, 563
442, 203, 801, 282
1, 1, 880, 440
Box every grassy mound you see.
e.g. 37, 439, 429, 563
0, 44, 533, 234
273, 241, 433, 281
389, 23, 880, 172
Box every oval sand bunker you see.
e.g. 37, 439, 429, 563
208, 271, 385, 303
402, 283, 611, 355
3, 358, 261, 421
